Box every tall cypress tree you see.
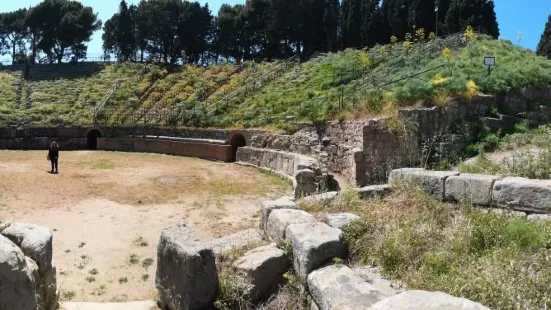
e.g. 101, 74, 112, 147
408, 0, 437, 34
537, 15, 551, 59
341, 0, 363, 47
382, 0, 409, 40
360, 0, 380, 47
444, 0, 499, 38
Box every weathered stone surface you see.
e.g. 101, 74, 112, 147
0, 234, 37, 310
308, 265, 388, 310
295, 155, 319, 171
352, 266, 404, 297
232, 243, 288, 300
493, 177, 551, 213
388, 169, 459, 200
205, 228, 263, 255
286, 223, 345, 280
324, 213, 360, 229
2, 222, 53, 271
303, 191, 339, 205
2, 222, 58, 310
445, 174, 500, 205
478, 207, 526, 217
295, 169, 318, 198
266, 209, 316, 245
358, 185, 391, 200
260, 197, 298, 231
527, 214, 551, 222
155, 223, 218, 310
62, 301, 158, 310
367, 290, 490, 310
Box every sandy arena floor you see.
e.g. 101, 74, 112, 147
0, 150, 291, 302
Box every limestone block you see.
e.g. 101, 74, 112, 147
367, 290, 490, 310
266, 209, 315, 245
232, 243, 288, 300
260, 197, 298, 231
324, 213, 360, 229
308, 265, 388, 310
445, 174, 500, 205
0, 235, 37, 310
388, 169, 459, 200
493, 177, 551, 213
286, 223, 345, 280
155, 223, 218, 310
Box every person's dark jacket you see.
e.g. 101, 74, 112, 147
48, 148, 59, 160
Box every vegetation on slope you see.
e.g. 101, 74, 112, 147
458, 122, 551, 179
0, 30, 550, 129
301, 182, 551, 310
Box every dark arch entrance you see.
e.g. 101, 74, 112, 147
86, 129, 103, 150
229, 133, 246, 162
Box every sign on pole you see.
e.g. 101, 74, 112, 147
484, 56, 495, 75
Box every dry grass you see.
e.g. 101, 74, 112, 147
301, 180, 551, 309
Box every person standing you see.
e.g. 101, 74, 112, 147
47, 141, 60, 174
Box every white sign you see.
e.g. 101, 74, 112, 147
484, 56, 496, 67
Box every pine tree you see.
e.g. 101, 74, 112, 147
537, 15, 551, 59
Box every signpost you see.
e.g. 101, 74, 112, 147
484, 56, 495, 75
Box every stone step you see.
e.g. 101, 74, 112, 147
61, 300, 158, 310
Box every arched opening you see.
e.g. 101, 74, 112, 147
229, 133, 246, 162
86, 129, 103, 150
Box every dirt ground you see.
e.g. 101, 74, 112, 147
0, 150, 291, 302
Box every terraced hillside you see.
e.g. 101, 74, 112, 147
0, 31, 550, 129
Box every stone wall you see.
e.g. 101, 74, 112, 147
250, 121, 367, 185
250, 86, 551, 186
98, 138, 234, 162
236, 146, 321, 197
389, 168, 551, 217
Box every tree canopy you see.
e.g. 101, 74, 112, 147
0, 0, 101, 64
537, 15, 551, 59
0, 0, 501, 64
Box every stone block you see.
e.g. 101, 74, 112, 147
367, 290, 490, 310
232, 243, 288, 300
204, 228, 263, 255
445, 174, 500, 205
352, 266, 404, 297
324, 213, 360, 229
295, 169, 318, 198
266, 209, 315, 245
2, 223, 53, 271
493, 177, 551, 213
2, 222, 58, 310
155, 223, 218, 310
0, 235, 37, 310
260, 197, 298, 231
308, 265, 388, 310
358, 185, 391, 200
388, 169, 459, 200
303, 191, 339, 205
286, 223, 345, 280
527, 214, 551, 222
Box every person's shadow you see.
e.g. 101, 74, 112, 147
47, 171, 59, 174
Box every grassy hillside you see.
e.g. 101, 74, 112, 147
0, 30, 550, 128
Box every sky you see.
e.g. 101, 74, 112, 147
0, 0, 549, 56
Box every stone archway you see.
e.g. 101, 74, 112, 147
229, 133, 247, 162
86, 128, 103, 150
